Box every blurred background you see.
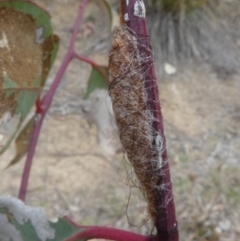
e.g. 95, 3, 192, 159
1, 0, 240, 240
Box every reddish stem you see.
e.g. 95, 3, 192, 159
74, 53, 101, 69
120, 1, 179, 241
74, 53, 108, 83
18, 0, 89, 201
66, 226, 156, 241
35, 98, 43, 114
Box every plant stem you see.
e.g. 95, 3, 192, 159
18, 0, 89, 202
66, 226, 156, 241
119, 1, 179, 240
74, 53, 108, 82
74, 53, 100, 68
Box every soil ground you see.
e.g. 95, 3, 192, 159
1, 1, 240, 241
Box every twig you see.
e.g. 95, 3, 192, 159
74, 53, 108, 82
115, 1, 179, 240
18, 0, 89, 201
64, 222, 156, 241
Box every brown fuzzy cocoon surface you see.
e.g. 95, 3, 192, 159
109, 25, 170, 226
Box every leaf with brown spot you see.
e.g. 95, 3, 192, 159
6, 116, 34, 168
0, 1, 59, 156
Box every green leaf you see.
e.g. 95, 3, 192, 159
50, 218, 81, 241
0, 196, 85, 241
0, 1, 53, 37
84, 66, 108, 99
0, 1, 59, 156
